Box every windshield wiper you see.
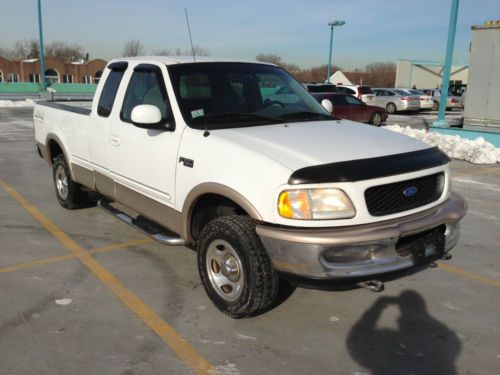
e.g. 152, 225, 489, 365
193, 112, 282, 123
280, 111, 333, 121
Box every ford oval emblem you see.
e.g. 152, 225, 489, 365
403, 186, 418, 197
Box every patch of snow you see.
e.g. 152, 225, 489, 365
442, 302, 459, 311
55, 298, 72, 306
210, 361, 240, 375
0, 99, 37, 108
236, 333, 257, 341
384, 124, 500, 164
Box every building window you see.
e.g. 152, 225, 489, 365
81, 75, 92, 84
45, 69, 60, 84
29, 73, 41, 83
63, 74, 73, 83
94, 71, 103, 84
7, 73, 19, 83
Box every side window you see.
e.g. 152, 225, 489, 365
97, 64, 127, 117
332, 95, 347, 105
121, 65, 171, 123
345, 95, 363, 105
387, 91, 395, 96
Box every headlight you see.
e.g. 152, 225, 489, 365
278, 188, 356, 220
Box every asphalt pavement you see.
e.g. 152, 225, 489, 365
0, 107, 499, 375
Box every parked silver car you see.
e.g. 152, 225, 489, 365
372, 88, 420, 114
420, 88, 464, 111
399, 88, 434, 111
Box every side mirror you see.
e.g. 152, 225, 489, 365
131, 104, 162, 126
321, 99, 333, 114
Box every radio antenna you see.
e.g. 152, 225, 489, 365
185, 8, 196, 62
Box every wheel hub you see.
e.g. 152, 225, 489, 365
206, 239, 244, 302
55, 165, 68, 200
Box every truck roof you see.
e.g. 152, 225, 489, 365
109, 56, 276, 66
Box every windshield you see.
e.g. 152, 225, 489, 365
167, 62, 331, 130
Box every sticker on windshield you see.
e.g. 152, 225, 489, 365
191, 109, 205, 118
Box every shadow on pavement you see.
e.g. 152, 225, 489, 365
346, 290, 461, 375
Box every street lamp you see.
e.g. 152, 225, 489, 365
327, 20, 345, 83
433, 0, 460, 127
37, 0, 46, 90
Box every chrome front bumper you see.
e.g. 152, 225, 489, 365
257, 193, 467, 279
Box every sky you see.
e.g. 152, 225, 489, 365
0, 0, 497, 70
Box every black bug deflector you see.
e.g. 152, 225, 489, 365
288, 147, 450, 185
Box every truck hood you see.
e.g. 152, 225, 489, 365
214, 120, 431, 172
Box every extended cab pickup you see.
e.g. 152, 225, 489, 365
34, 57, 467, 318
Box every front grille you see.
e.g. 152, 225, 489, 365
365, 173, 444, 216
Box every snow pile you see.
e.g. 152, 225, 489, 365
384, 124, 500, 164
0, 99, 37, 107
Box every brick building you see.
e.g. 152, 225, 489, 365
0, 56, 107, 84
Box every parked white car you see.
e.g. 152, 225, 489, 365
33, 57, 467, 318
335, 85, 376, 105
420, 88, 464, 111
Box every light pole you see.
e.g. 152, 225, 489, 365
327, 20, 345, 83
433, 0, 460, 127
37, 0, 46, 90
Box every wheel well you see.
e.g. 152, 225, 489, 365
190, 194, 248, 241
48, 140, 64, 163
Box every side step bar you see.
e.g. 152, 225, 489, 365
98, 199, 186, 246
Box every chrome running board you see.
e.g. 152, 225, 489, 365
98, 199, 186, 246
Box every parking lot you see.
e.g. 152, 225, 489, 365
0, 107, 499, 375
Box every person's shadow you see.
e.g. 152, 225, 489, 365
347, 290, 461, 375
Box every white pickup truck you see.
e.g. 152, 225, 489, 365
34, 57, 467, 318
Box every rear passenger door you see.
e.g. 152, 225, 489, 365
374, 89, 389, 107
328, 94, 351, 119
344, 94, 368, 122
108, 63, 182, 217
88, 62, 127, 197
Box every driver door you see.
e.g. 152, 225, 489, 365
108, 63, 182, 222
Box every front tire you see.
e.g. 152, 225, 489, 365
369, 112, 382, 126
197, 216, 279, 318
52, 155, 88, 209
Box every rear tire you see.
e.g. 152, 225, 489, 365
52, 155, 88, 209
369, 112, 382, 126
386, 103, 397, 114
197, 215, 279, 318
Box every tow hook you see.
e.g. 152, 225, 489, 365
356, 280, 384, 293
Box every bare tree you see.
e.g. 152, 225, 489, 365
152, 45, 210, 56
256, 53, 283, 65
363, 62, 397, 87
122, 39, 144, 57
0, 39, 84, 61
256, 53, 341, 82
45, 41, 84, 61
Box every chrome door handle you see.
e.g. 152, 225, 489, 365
109, 135, 121, 146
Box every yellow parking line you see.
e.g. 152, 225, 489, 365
466, 198, 500, 209
0, 239, 153, 274
0, 179, 214, 375
437, 262, 500, 289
